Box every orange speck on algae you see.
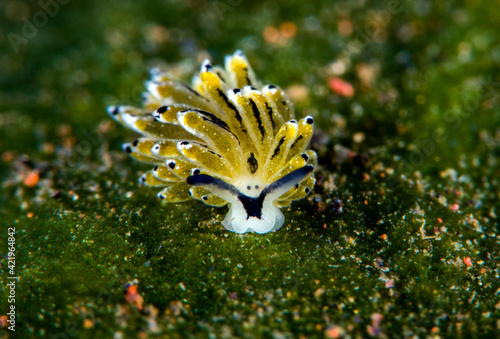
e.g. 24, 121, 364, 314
263, 26, 281, 44
126, 284, 144, 310
42, 143, 55, 154
24, 171, 40, 187
263, 22, 297, 44
464, 257, 472, 267
328, 77, 354, 97
2, 152, 14, 162
280, 22, 297, 38
385, 279, 394, 288
326, 325, 345, 338
83, 318, 93, 328
338, 19, 353, 36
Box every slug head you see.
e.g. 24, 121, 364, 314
187, 165, 313, 234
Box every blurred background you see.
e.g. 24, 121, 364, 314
0, 0, 499, 337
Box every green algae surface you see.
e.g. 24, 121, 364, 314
1, 0, 499, 337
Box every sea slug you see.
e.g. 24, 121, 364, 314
108, 51, 317, 234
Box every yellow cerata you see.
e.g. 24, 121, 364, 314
108, 51, 317, 234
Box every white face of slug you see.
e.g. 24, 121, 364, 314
233, 179, 265, 198
222, 182, 285, 234
186, 166, 314, 234
223, 201, 285, 234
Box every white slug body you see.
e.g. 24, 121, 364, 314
108, 51, 317, 234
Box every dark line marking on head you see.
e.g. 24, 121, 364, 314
249, 98, 265, 141
247, 152, 258, 174
180, 83, 205, 98
243, 67, 251, 86
216, 88, 243, 124
290, 135, 304, 151
215, 69, 226, 83
271, 136, 286, 159
265, 102, 276, 130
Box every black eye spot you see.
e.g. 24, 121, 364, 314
158, 193, 165, 200
133, 139, 139, 147
203, 61, 212, 71
139, 176, 146, 183
306, 117, 314, 124
301, 153, 309, 161
167, 161, 175, 169
109, 106, 119, 115
247, 186, 251, 190
180, 141, 189, 146
268, 85, 276, 89
123, 144, 132, 153
255, 185, 259, 189
232, 88, 241, 94
192, 169, 201, 175
202, 196, 208, 201
290, 120, 297, 124
153, 166, 159, 171
157, 106, 168, 113
294, 184, 299, 189
305, 187, 310, 193
249, 86, 258, 91
153, 144, 160, 150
